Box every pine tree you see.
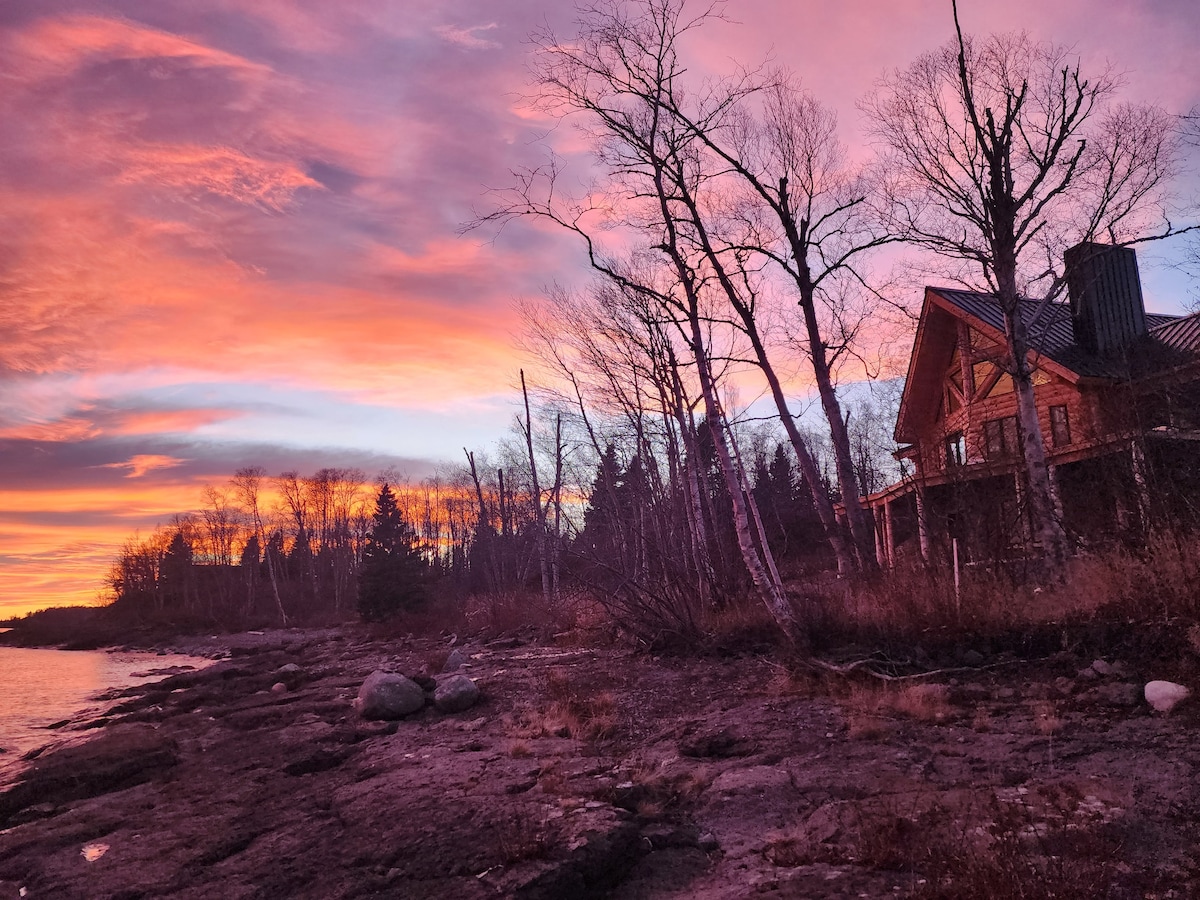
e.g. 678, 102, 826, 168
159, 531, 194, 611
358, 483, 428, 621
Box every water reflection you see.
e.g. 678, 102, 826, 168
0, 646, 211, 785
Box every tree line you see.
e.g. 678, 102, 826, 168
103, 418, 848, 635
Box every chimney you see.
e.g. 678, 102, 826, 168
1065, 242, 1147, 356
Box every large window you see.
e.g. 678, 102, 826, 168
945, 431, 966, 467
1050, 405, 1071, 447
983, 416, 1019, 459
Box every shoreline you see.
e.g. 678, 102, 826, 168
1, 627, 1198, 897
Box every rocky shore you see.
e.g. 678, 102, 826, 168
1, 627, 1198, 898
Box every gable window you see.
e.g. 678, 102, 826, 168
983, 416, 1020, 459
1050, 405, 1071, 447
945, 431, 966, 467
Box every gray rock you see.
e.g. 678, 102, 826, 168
697, 831, 720, 852
1095, 682, 1141, 708
1091, 659, 1115, 677
1145, 680, 1191, 713
433, 674, 480, 713
1053, 676, 1075, 696
356, 671, 425, 719
277, 663, 303, 676
442, 648, 467, 673
962, 649, 985, 667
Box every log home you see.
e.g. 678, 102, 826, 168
868, 244, 1200, 567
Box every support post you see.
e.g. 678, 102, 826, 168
878, 504, 888, 566
1130, 440, 1151, 531
883, 497, 895, 568
915, 484, 930, 563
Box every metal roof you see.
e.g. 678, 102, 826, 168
930, 288, 1194, 379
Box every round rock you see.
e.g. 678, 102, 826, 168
433, 674, 480, 713
356, 671, 426, 719
1145, 680, 1191, 713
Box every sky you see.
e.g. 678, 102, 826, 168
1, 0, 1198, 617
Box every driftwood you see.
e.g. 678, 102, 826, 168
796, 655, 1023, 682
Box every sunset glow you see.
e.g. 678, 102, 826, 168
1, 0, 1198, 617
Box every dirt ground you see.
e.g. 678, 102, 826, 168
1, 626, 1198, 899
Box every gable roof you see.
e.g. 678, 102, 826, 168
894, 287, 1197, 444
934, 288, 1181, 379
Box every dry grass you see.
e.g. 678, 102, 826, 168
971, 707, 994, 733
506, 740, 532, 758
810, 533, 1200, 646
763, 787, 1126, 898
703, 600, 789, 653
841, 681, 955, 724
1031, 700, 1065, 736
501, 668, 620, 744
492, 811, 553, 864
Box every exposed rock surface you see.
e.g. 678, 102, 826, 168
0, 628, 1198, 898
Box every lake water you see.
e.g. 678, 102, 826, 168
0, 645, 212, 787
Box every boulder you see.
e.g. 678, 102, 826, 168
356, 671, 425, 719
442, 648, 467, 673
961, 649, 985, 667
1091, 659, 1115, 677
1145, 680, 1191, 714
433, 674, 480, 713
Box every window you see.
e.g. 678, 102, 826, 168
1050, 405, 1071, 447
983, 416, 1019, 459
945, 431, 966, 467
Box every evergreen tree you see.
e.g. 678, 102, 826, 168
577, 444, 622, 554
358, 483, 428, 621
159, 531, 194, 611
751, 442, 827, 567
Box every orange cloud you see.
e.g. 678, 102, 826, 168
117, 144, 321, 211
98, 455, 188, 478
6, 13, 270, 80
0, 417, 101, 443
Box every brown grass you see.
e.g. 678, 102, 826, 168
1031, 700, 1064, 736
841, 681, 955, 724
502, 669, 620, 743
764, 787, 1126, 897
809, 533, 1200, 646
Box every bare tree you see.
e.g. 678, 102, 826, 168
232, 466, 288, 625
862, 2, 1188, 572
483, 0, 894, 576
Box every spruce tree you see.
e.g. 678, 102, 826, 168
358, 483, 428, 621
